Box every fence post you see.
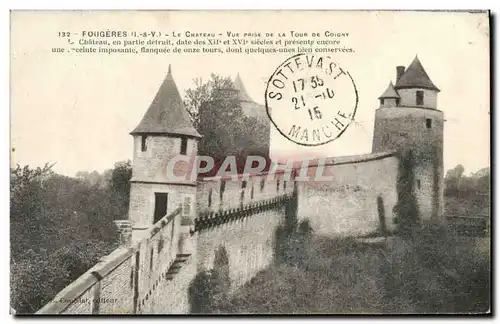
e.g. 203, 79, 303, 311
90, 272, 103, 314
132, 251, 140, 314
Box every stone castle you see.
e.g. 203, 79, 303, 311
37, 55, 444, 314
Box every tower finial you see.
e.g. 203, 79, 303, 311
394, 55, 439, 92
130, 63, 200, 138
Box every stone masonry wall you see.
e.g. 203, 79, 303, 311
131, 135, 198, 183
195, 172, 294, 291
195, 203, 288, 291
298, 152, 400, 237
372, 106, 444, 220
37, 152, 406, 315
128, 182, 196, 229
197, 171, 294, 213
36, 207, 196, 315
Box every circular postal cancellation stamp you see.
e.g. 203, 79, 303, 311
265, 53, 358, 146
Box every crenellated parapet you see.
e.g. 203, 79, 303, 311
196, 170, 295, 213
194, 194, 294, 232
33, 58, 445, 314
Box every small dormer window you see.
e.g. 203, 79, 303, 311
180, 137, 188, 155
141, 136, 147, 152
396, 98, 400, 106
416, 91, 424, 106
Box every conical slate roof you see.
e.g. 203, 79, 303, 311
131, 65, 201, 137
234, 74, 268, 119
378, 81, 400, 99
394, 56, 440, 92
234, 73, 254, 102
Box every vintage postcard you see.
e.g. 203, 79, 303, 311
10, 10, 490, 315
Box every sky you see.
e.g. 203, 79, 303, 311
10, 11, 490, 176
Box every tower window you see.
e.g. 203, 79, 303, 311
380, 98, 385, 105
150, 247, 154, 271
417, 179, 421, 189
208, 189, 212, 207
396, 98, 400, 106
416, 91, 424, 106
180, 137, 188, 155
141, 136, 147, 152
426, 118, 432, 129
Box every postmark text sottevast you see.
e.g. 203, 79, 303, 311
265, 54, 358, 146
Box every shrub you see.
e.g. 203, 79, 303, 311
188, 270, 214, 314
189, 246, 232, 314
383, 223, 490, 313
10, 164, 124, 313
217, 223, 489, 314
276, 219, 314, 267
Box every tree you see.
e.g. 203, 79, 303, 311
75, 170, 90, 180
10, 163, 124, 313
184, 73, 253, 176
184, 74, 235, 130
10, 163, 55, 257
444, 164, 465, 196
109, 160, 132, 218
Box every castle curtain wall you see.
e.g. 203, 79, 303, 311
297, 152, 400, 237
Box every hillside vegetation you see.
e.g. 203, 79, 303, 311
10, 162, 132, 314
10, 160, 490, 314
211, 224, 490, 314
198, 163, 491, 314
444, 165, 490, 218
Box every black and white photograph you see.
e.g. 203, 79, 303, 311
9, 10, 491, 315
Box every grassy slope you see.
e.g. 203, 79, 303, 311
216, 228, 490, 314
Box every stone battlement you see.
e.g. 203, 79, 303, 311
36, 152, 404, 314
35, 56, 443, 314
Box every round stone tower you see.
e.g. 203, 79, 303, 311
372, 56, 444, 221
128, 65, 201, 241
